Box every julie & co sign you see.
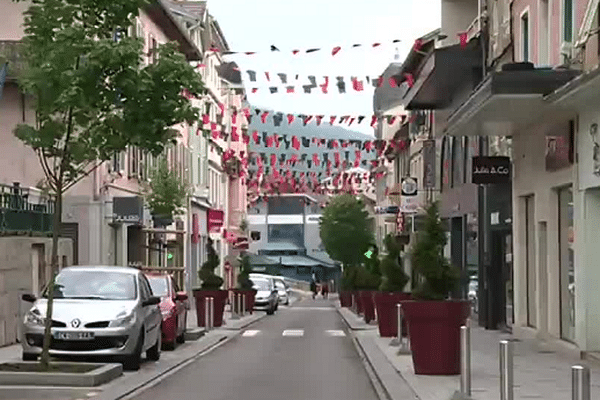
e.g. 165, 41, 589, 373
471, 156, 511, 184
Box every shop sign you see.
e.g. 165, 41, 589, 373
401, 177, 418, 196
399, 196, 421, 213
375, 205, 400, 214
422, 139, 436, 188
207, 209, 224, 233
471, 156, 511, 184
113, 196, 143, 224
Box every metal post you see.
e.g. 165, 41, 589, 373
209, 297, 214, 329
204, 297, 211, 331
572, 365, 591, 400
398, 304, 411, 354
231, 293, 240, 320
460, 324, 471, 397
241, 293, 246, 317
499, 340, 513, 400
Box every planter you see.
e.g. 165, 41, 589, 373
359, 291, 377, 323
193, 289, 228, 327
243, 289, 257, 313
373, 292, 412, 337
339, 291, 352, 307
401, 300, 471, 375
0, 362, 122, 386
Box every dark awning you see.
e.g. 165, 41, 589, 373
444, 66, 581, 136
401, 38, 483, 110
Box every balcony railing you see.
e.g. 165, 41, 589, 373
0, 41, 24, 81
0, 183, 55, 236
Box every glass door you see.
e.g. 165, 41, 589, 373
505, 233, 514, 328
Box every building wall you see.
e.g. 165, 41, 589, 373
0, 236, 71, 347
441, 0, 479, 47
511, 113, 575, 343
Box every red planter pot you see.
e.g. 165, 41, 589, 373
339, 291, 352, 307
193, 289, 228, 328
244, 289, 257, 313
373, 292, 412, 337
359, 291, 377, 323
401, 300, 471, 375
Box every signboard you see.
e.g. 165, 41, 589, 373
375, 205, 400, 214
400, 196, 421, 213
113, 196, 143, 224
422, 139, 436, 188
401, 177, 418, 196
471, 156, 511, 184
207, 209, 224, 233
191, 214, 199, 244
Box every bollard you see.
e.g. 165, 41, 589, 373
241, 293, 246, 317
231, 293, 240, 320
460, 324, 471, 397
572, 365, 591, 400
204, 297, 211, 331
209, 296, 215, 329
499, 340, 514, 400
397, 304, 411, 355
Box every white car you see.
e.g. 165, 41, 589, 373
274, 278, 291, 305
21, 266, 162, 370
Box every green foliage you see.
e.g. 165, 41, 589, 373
319, 194, 373, 266
144, 157, 189, 220
410, 202, 460, 300
352, 265, 381, 290
379, 234, 410, 292
236, 254, 254, 290
198, 238, 224, 290
340, 265, 356, 291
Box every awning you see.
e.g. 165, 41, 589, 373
260, 242, 303, 251
546, 65, 600, 108
401, 38, 484, 110
444, 66, 580, 136
279, 256, 326, 268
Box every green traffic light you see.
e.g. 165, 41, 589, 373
167, 253, 174, 260
364, 250, 373, 259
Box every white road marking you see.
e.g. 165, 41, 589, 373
288, 307, 334, 311
325, 330, 346, 337
282, 329, 304, 336
242, 330, 260, 337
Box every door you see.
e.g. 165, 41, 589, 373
172, 277, 186, 336
139, 275, 160, 349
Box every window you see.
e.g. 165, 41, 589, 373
268, 224, 303, 247
250, 231, 261, 241
521, 11, 530, 62
562, 0, 574, 43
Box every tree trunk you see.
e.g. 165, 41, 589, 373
40, 183, 62, 369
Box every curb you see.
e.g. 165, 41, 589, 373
220, 313, 267, 331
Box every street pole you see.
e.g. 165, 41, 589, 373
204, 297, 211, 331
460, 324, 471, 397
571, 365, 591, 400
499, 340, 513, 400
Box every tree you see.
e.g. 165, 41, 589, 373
379, 234, 409, 292
144, 157, 190, 225
236, 254, 253, 290
319, 194, 373, 267
410, 202, 460, 300
198, 238, 224, 290
14, 0, 204, 368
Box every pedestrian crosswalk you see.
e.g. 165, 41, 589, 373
241, 329, 346, 337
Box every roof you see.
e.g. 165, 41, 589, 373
169, 1, 207, 19
260, 242, 303, 251
279, 256, 323, 267
247, 253, 280, 266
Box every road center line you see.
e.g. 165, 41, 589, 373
282, 329, 304, 336
242, 330, 260, 337
326, 330, 346, 337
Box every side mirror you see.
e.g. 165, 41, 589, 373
175, 292, 188, 301
142, 296, 161, 307
22, 293, 36, 303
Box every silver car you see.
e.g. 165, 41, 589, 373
21, 266, 162, 370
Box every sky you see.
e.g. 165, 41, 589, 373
207, 0, 441, 136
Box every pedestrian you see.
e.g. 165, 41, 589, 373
321, 282, 329, 299
310, 279, 317, 300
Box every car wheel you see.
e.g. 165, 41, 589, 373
123, 330, 144, 371
22, 352, 37, 361
147, 330, 161, 361
266, 307, 275, 315
176, 330, 186, 344
285, 299, 290, 306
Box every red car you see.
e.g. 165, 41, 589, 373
145, 273, 189, 350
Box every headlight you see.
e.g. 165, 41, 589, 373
109, 311, 136, 327
24, 309, 44, 326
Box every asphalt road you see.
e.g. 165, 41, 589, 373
133, 296, 379, 400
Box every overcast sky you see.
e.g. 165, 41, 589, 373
207, 0, 441, 136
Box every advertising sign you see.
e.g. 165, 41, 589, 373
113, 196, 143, 224
422, 139, 436, 188
471, 156, 511, 184
207, 209, 224, 233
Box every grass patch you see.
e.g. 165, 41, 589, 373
0, 362, 99, 373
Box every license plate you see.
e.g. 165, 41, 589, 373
53, 331, 94, 341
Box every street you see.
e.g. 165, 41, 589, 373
133, 296, 379, 400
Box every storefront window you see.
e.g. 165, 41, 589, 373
559, 187, 575, 341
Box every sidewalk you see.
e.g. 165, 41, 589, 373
336, 301, 600, 400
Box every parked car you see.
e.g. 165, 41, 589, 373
249, 275, 278, 315
21, 266, 162, 371
273, 277, 291, 305
145, 273, 189, 350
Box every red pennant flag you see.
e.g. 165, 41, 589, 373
292, 136, 300, 150
196, 64, 206, 69
252, 88, 258, 93
348, 117, 356, 126
245, 51, 256, 55
304, 115, 313, 124
290, 153, 299, 163
458, 32, 468, 49
389, 76, 398, 88
270, 154, 277, 166
196, 128, 201, 136
231, 126, 239, 141
218, 102, 225, 115
252, 130, 260, 144
377, 76, 384, 87
202, 114, 210, 125
266, 136, 273, 148
388, 116, 396, 125
316, 115, 324, 125
242, 133, 250, 144
312, 153, 320, 166
365, 141, 373, 151
413, 39, 423, 52
334, 152, 341, 167
332, 140, 339, 148
332, 46, 341, 56
286, 86, 295, 93
287, 114, 295, 124
292, 49, 300, 55
231, 111, 237, 124
404, 73, 415, 87
211, 130, 219, 140
321, 76, 329, 94
265, 72, 270, 81
352, 77, 364, 91
242, 107, 251, 120
210, 122, 217, 131
274, 134, 280, 148
261, 111, 269, 123
329, 116, 336, 125
372, 42, 381, 47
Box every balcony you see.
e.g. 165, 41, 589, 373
0, 183, 55, 236
0, 41, 25, 82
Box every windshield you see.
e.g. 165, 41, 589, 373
44, 270, 137, 300
147, 276, 169, 297
252, 279, 270, 291
275, 281, 285, 290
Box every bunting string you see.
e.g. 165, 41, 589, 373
209, 39, 402, 56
